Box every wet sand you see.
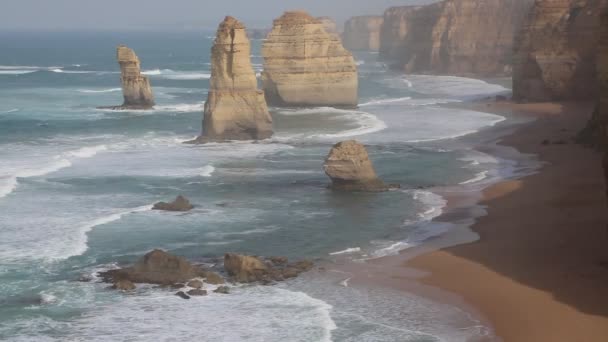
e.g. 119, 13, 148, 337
406, 101, 608, 341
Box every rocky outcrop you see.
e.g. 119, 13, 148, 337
343, 16, 384, 51
261, 11, 358, 107
513, 0, 608, 102
379, 0, 534, 76
99, 249, 212, 286
223, 253, 314, 284
152, 195, 194, 212
317, 16, 339, 35
323, 140, 391, 192
116, 45, 155, 109
197, 16, 273, 142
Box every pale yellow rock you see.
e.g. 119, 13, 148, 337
200, 16, 273, 141
116, 46, 155, 109
343, 16, 384, 51
262, 11, 358, 107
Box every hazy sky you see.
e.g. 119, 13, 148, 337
2, 0, 436, 31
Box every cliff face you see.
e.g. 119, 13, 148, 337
379, 0, 533, 76
117, 46, 155, 109
343, 16, 384, 51
513, 0, 608, 102
261, 11, 358, 107
200, 16, 273, 142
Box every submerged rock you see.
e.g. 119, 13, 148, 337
152, 195, 194, 212
323, 140, 391, 192
99, 249, 207, 286
187, 289, 208, 296
195, 16, 273, 142
262, 11, 358, 107
112, 280, 136, 291
175, 291, 191, 300
114, 45, 155, 109
214, 286, 230, 294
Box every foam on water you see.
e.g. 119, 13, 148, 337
0, 108, 19, 114
329, 247, 361, 256
459, 171, 489, 185
200, 165, 215, 177
143, 69, 211, 80
77, 88, 122, 93
406, 74, 510, 100
359, 96, 412, 107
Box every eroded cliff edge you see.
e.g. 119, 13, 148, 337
343, 16, 384, 51
116, 46, 155, 109
196, 16, 273, 142
379, 0, 534, 76
261, 11, 358, 107
513, 0, 608, 102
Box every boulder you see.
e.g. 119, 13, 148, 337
323, 140, 390, 192
112, 280, 136, 291
196, 16, 273, 142
187, 289, 208, 296
214, 286, 230, 294
99, 249, 205, 285
224, 253, 269, 283
152, 195, 194, 212
175, 291, 191, 300
187, 280, 204, 289
205, 271, 225, 285
262, 11, 358, 107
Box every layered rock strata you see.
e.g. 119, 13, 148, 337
379, 0, 534, 76
323, 140, 390, 192
343, 16, 384, 51
198, 16, 273, 142
261, 11, 358, 107
513, 0, 608, 102
116, 45, 155, 109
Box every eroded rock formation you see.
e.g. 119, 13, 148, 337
317, 16, 339, 35
262, 11, 358, 107
223, 253, 314, 283
379, 0, 534, 76
116, 45, 155, 109
153, 195, 194, 212
197, 16, 273, 142
343, 16, 384, 51
323, 140, 390, 192
513, 0, 608, 102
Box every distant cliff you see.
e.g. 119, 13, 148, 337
513, 0, 607, 102
379, 0, 534, 76
342, 16, 384, 51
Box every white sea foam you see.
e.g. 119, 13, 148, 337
359, 96, 412, 107
0, 108, 19, 114
370, 241, 413, 258
356, 60, 365, 66
329, 247, 361, 256
97, 103, 204, 114
67, 145, 108, 158
0, 70, 37, 75
200, 165, 215, 177
142, 69, 211, 80
311, 110, 387, 139
78, 88, 122, 93
459, 171, 489, 185
410, 190, 447, 222
406, 75, 510, 100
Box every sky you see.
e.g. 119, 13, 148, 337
1, 0, 437, 31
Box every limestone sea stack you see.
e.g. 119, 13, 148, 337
378, 0, 534, 76
513, 0, 608, 102
197, 16, 273, 142
343, 16, 384, 51
262, 11, 358, 107
323, 140, 389, 192
116, 45, 155, 109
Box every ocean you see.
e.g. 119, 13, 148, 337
0, 31, 528, 341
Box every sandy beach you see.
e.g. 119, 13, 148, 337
406, 101, 608, 341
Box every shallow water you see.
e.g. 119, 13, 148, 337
0, 32, 517, 341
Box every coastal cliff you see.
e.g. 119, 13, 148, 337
379, 0, 533, 76
316, 16, 339, 35
198, 16, 273, 142
261, 11, 358, 107
116, 46, 155, 109
343, 16, 384, 51
513, 0, 608, 102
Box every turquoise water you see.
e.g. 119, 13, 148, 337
0, 32, 512, 341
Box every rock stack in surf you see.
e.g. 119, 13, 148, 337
261, 11, 358, 108
195, 16, 273, 142
323, 140, 391, 192
116, 45, 155, 109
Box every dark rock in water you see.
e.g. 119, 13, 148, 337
153, 195, 194, 212
214, 286, 230, 294
112, 280, 136, 291
224, 253, 314, 284
175, 291, 191, 300
324, 140, 394, 192
99, 249, 206, 285
187, 280, 203, 289
187, 289, 208, 296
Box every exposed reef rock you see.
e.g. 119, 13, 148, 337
513, 0, 608, 102
99, 250, 210, 286
379, 0, 534, 76
316, 16, 339, 35
343, 16, 384, 51
323, 140, 392, 192
224, 253, 314, 284
152, 195, 194, 212
196, 16, 273, 142
261, 11, 358, 107
115, 45, 155, 109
